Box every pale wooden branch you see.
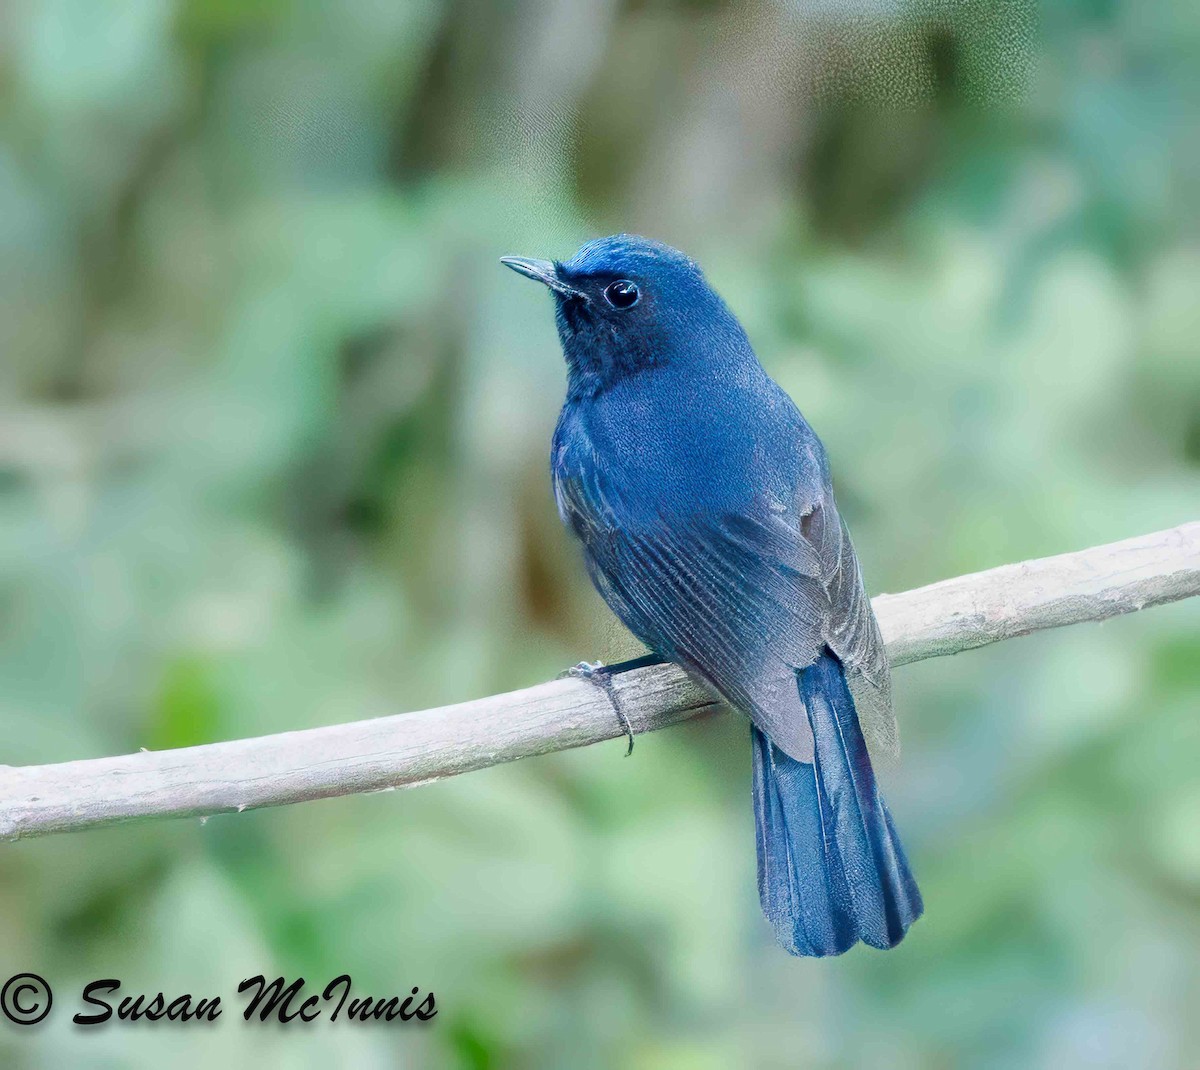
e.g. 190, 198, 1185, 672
2, 523, 1197, 843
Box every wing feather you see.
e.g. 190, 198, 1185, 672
555, 448, 898, 765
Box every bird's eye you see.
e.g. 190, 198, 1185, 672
603, 280, 640, 309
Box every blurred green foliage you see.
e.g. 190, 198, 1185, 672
1, 0, 1198, 1066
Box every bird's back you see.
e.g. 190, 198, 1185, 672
552, 354, 895, 765
554, 357, 822, 525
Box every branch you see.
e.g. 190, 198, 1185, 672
2, 523, 1197, 843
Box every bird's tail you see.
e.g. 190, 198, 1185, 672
752, 648, 923, 956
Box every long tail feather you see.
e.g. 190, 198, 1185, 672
752, 649, 923, 956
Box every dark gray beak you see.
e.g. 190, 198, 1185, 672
500, 256, 586, 299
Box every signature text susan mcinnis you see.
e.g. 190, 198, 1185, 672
68, 974, 437, 1026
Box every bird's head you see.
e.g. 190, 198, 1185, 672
501, 234, 748, 398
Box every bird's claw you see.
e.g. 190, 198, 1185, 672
562, 660, 635, 756
564, 660, 604, 680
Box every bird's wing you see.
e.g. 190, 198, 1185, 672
778, 491, 898, 765
557, 463, 898, 765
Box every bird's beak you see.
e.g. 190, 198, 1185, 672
500, 256, 586, 299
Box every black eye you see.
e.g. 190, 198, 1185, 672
603, 279, 640, 309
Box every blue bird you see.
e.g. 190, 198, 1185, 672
502, 235, 922, 956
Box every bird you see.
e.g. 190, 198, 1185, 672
501, 235, 923, 957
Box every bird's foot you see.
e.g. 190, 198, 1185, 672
562, 660, 636, 756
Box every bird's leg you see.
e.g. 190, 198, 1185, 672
604, 652, 667, 673
560, 653, 666, 756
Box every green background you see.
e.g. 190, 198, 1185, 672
2, 0, 1198, 1066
